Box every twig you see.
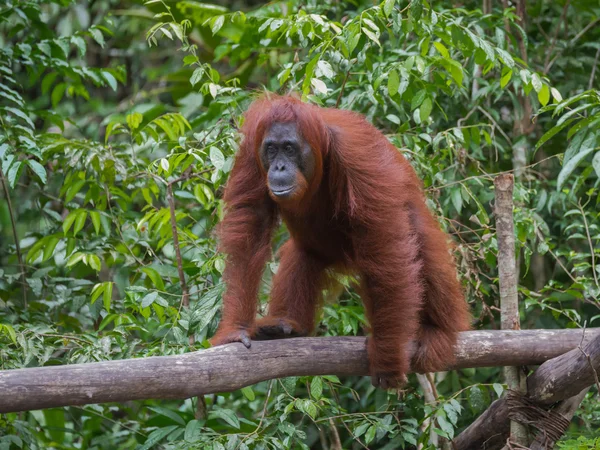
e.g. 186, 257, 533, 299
0, 166, 26, 307
104, 186, 147, 267
314, 410, 403, 423
165, 180, 206, 418
543, 0, 571, 73
578, 327, 600, 394
546, 17, 600, 73
428, 154, 560, 192
416, 373, 439, 449
335, 70, 351, 109
195, 396, 207, 420
329, 418, 342, 450
577, 200, 600, 290
168, 168, 211, 186
166, 183, 191, 343
589, 47, 600, 90
477, 106, 513, 146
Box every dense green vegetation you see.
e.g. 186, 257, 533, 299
1, 0, 599, 448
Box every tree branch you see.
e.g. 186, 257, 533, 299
0, 329, 598, 414
452, 331, 600, 450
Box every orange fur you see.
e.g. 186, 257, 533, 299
210, 94, 471, 387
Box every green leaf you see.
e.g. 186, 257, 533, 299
531, 73, 543, 93
209, 409, 240, 429
411, 89, 426, 110
90, 28, 105, 48
127, 112, 143, 130
73, 210, 87, 235
43, 237, 59, 262
148, 406, 186, 426
89, 211, 101, 235
451, 187, 462, 214
383, 0, 395, 16
65, 179, 86, 203
535, 118, 574, 151
550, 87, 562, 102
141, 291, 158, 308
433, 41, 449, 58
91, 283, 105, 304
44, 409, 65, 443
410, 0, 423, 20
365, 425, 376, 444
88, 254, 101, 272
66, 252, 85, 267
479, 40, 494, 62
310, 377, 323, 400
38, 41, 52, 57
5, 107, 34, 129
184, 420, 202, 443
27, 160, 47, 184
139, 426, 178, 450
557, 137, 598, 190
311, 78, 327, 95
419, 97, 432, 122
565, 130, 595, 165
210, 146, 225, 170
388, 69, 399, 96
280, 377, 297, 395
241, 386, 255, 401
71, 35, 87, 57
500, 67, 512, 88
190, 67, 204, 86
142, 267, 165, 291
7, 161, 22, 188
593, 151, 600, 179
42, 72, 58, 95
362, 18, 378, 33
354, 422, 370, 438
63, 211, 78, 234
386, 114, 400, 124
102, 71, 118, 91
492, 383, 504, 398
322, 375, 340, 383
103, 282, 113, 312
362, 28, 380, 47
317, 61, 334, 79
51, 83, 67, 108
295, 399, 317, 419
420, 36, 430, 56
496, 48, 515, 68
0, 324, 17, 345
436, 415, 454, 438
538, 84, 550, 106
211, 15, 225, 35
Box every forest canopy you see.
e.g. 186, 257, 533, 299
0, 0, 599, 449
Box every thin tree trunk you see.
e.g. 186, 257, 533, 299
495, 174, 529, 447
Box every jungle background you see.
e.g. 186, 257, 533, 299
1, 0, 600, 448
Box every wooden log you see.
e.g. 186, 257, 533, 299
452, 331, 600, 450
0, 329, 598, 414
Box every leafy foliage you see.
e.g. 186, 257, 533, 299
1, 0, 599, 448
